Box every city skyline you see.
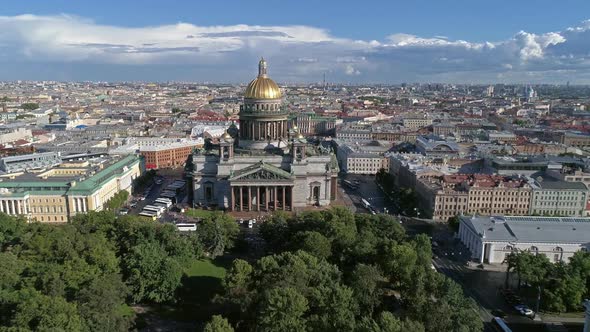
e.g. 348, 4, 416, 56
0, 1, 590, 83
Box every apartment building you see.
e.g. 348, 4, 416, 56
417, 174, 532, 222
335, 140, 391, 174
402, 117, 433, 130
529, 178, 588, 216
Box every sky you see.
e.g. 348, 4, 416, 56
1, 0, 590, 83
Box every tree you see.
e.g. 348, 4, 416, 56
448, 215, 460, 232
379, 241, 417, 285
568, 251, 590, 298
20, 102, 39, 110
349, 264, 384, 315
291, 231, 332, 259
9, 289, 83, 331
104, 190, 129, 211
412, 234, 433, 269
0, 214, 27, 250
76, 274, 134, 332
198, 213, 240, 258
256, 287, 308, 332
204, 315, 234, 332
124, 240, 184, 303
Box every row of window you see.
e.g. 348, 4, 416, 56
35, 215, 66, 222
31, 206, 64, 213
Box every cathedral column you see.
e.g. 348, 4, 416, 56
274, 187, 278, 210
10, 200, 15, 215
239, 186, 243, 212
17, 201, 22, 214
265, 187, 269, 211
248, 186, 252, 211
231, 187, 235, 211
282, 186, 286, 211
256, 186, 260, 211
290, 187, 294, 211
0, 200, 4, 213
256, 123, 260, 140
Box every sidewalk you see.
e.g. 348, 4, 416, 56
542, 314, 585, 324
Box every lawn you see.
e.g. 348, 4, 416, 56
185, 259, 227, 279
184, 208, 218, 219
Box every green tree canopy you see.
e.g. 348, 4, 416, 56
204, 315, 235, 332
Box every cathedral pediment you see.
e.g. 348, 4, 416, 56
229, 161, 293, 182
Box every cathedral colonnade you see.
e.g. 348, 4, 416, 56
230, 184, 293, 212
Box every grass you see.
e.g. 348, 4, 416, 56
144, 257, 233, 325
540, 311, 585, 319
184, 208, 218, 219
185, 259, 227, 279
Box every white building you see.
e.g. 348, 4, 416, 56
335, 140, 391, 175
458, 215, 590, 264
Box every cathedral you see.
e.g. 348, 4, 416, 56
190, 58, 339, 212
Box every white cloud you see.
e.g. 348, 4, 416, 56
344, 64, 361, 76
0, 14, 588, 82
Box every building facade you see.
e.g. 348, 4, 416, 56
458, 215, 590, 264
529, 179, 588, 216
191, 59, 339, 211
0, 155, 141, 222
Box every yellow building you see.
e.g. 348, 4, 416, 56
0, 155, 142, 222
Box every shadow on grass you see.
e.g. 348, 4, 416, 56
134, 256, 237, 331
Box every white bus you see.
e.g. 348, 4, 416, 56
139, 211, 158, 221
155, 198, 172, 208
143, 205, 164, 217
176, 223, 197, 232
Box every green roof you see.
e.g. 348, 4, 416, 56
69, 155, 139, 195
0, 155, 140, 196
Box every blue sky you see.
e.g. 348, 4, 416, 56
1, 0, 590, 83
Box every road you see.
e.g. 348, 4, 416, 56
341, 174, 398, 214
128, 174, 188, 224
430, 226, 547, 332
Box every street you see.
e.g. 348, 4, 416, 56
341, 174, 398, 214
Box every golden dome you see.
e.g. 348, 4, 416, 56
244, 58, 282, 99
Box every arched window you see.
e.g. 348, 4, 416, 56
529, 246, 539, 255
503, 245, 514, 251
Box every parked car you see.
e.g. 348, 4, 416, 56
118, 208, 129, 215
514, 305, 535, 317
130, 202, 138, 208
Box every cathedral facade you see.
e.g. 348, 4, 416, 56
190, 59, 338, 211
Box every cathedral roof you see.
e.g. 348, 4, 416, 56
244, 58, 282, 100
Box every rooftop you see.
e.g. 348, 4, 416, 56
461, 215, 590, 244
